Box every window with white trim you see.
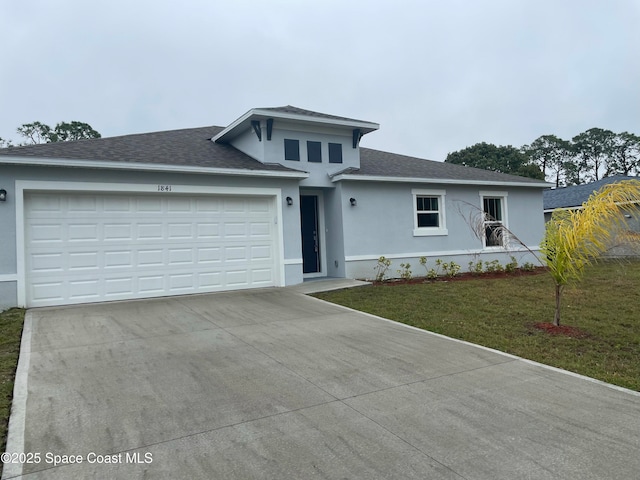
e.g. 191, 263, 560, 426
480, 191, 508, 248
412, 189, 448, 236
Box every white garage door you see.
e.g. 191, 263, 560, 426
24, 192, 279, 307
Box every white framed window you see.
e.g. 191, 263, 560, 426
480, 191, 508, 248
412, 189, 448, 236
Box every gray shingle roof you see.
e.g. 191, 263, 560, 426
0, 126, 296, 172
543, 175, 640, 210
355, 148, 548, 185
0, 123, 549, 186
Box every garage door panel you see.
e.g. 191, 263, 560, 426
68, 252, 99, 270
105, 278, 133, 296
68, 196, 97, 212
104, 250, 132, 268
168, 223, 192, 239
104, 224, 132, 241
136, 198, 163, 212
25, 192, 279, 307
29, 224, 64, 243
137, 224, 163, 240
68, 223, 99, 241
103, 197, 131, 212
30, 253, 64, 272
196, 223, 220, 238
168, 248, 193, 265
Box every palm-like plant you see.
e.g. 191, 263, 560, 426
540, 180, 640, 326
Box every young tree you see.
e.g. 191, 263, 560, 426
540, 180, 640, 326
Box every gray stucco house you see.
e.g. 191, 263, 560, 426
0, 106, 550, 309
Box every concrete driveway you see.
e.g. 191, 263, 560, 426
4, 285, 640, 479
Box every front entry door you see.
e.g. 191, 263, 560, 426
300, 195, 320, 274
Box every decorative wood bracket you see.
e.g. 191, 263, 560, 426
251, 120, 262, 141
352, 128, 362, 148
266, 118, 273, 141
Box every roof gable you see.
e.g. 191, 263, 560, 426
212, 105, 379, 144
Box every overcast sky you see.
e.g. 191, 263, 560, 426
1, 0, 638, 161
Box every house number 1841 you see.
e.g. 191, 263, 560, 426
157, 185, 172, 192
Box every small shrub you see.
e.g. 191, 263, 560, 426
426, 268, 438, 280
505, 256, 518, 273
468, 260, 484, 275
521, 261, 536, 271
397, 262, 412, 280
374, 256, 392, 282
485, 259, 504, 273
441, 261, 461, 277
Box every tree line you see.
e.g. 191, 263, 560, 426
445, 128, 640, 187
0, 121, 101, 148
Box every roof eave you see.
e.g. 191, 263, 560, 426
0, 156, 309, 179
212, 108, 380, 143
331, 173, 553, 188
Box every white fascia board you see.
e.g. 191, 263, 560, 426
0, 156, 308, 179
250, 109, 379, 131
212, 108, 380, 143
331, 173, 552, 188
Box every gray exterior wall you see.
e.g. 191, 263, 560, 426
229, 120, 358, 188
0, 161, 549, 309
0, 164, 304, 309
337, 181, 545, 280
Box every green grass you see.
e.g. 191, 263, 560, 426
315, 260, 640, 391
0, 307, 25, 458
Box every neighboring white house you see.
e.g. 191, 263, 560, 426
0, 106, 551, 309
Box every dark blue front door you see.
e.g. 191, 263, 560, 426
300, 195, 320, 274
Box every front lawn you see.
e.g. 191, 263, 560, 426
0, 308, 25, 458
314, 260, 640, 391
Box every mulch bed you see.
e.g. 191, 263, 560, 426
373, 267, 548, 286
533, 322, 590, 338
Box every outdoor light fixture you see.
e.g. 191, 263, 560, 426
286, 196, 293, 206
0, 189, 6, 202
349, 197, 357, 206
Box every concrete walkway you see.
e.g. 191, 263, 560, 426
4, 286, 640, 479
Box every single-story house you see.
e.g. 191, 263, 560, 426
0, 106, 550, 309
543, 174, 640, 256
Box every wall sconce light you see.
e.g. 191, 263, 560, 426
286, 196, 293, 206
349, 197, 357, 206
0, 189, 6, 202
